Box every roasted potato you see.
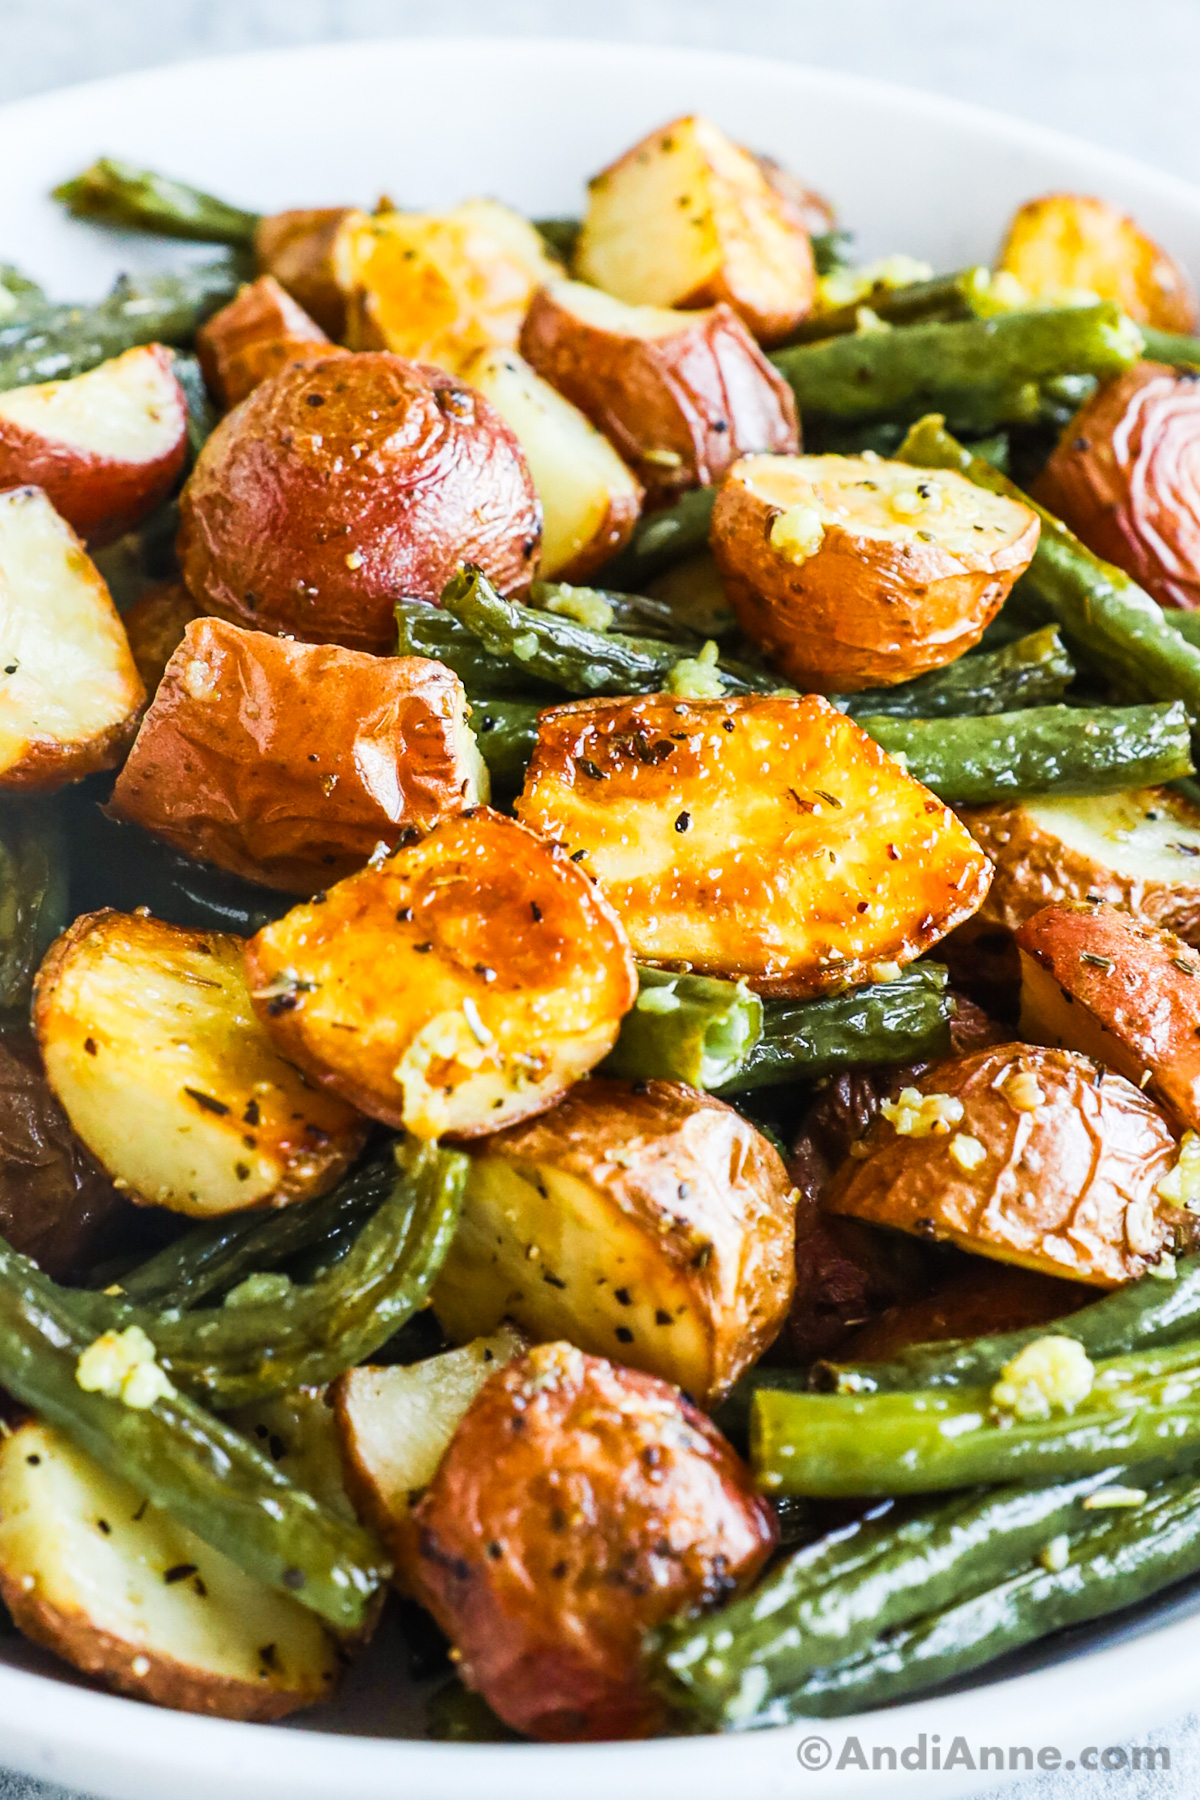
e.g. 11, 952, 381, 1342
177, 352, 540, 654
461, 346, 642, 580
519, 280, 798, 504
411, 1341, 776, 1740
1018, 901, 1200, 1132
332, 1326, 527, 1589
997, 193, 1198, 332
516, 693, 992, 997
34, 910, 367, 1216
1035, 362, 1200, 610
244, 807, 636, 1138
0, 346, 188, 548
119, 579, 200, 698
110, 618, 487, 892
710, 453, 1040, 691
196, 275, 334, 410
825, 1043, 1181, 1287
253, 206, 356, 338
575, 115, 817, 345
0, 486, 144, 790
0, 1418, 341, 1720
430, 1077, 796, 1403
962, 785, 1200, 943
835, 1257, 1089, 1363
752, 154, 836, 240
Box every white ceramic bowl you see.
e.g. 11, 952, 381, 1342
2, 37, 1200, 1800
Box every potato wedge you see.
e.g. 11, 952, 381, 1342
711, 453, 1040, 691
431, 1078, 795, 1403
33, 910, 366, 1216
332, 1326, 526, 1589
244, 807, 636, 1138
516, 693, 991, 997
0, 345, 188, 548
1018, 901, 1200, 1132
120, 579, 200, 698
196, 275, 334, 410
576, 115, 817, 345
752, 154, 836, 240
461, 347, 642, 580
0, 486, 144, 790
519, 280, 798, 503
110, 618, 487, 892
253, 206, 357, 338
962, 785, 1200, 942
997, 193, 1198, 332
826, 1043, 1180, 1287
1035, 362, 1200, 611
178, 352, 540, 652
0, 1418, 341, 1720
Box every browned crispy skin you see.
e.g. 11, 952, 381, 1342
253, 207, 356, 337
836, 1259, 1090, 1363
119, 580, 200, 699
197, 275, 335, 410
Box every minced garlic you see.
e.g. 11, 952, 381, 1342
666, 639, 725, 699
1039, 1534, 1070, 1574
991, 1335, 1094, 1422
949, 1133, 987, 1173
817, 254, 934, 311
224, 1272, 293, 1308
881, 1087, 964, 1138
868, 961, 902, 984
76, 1326, 175, 1411
854, 305, 891, 334
536, 584, 614, 633
1081, 1486, 1147, 1510
1003, 1070, 1046, 1113
769, 503, 825, 565
1157, 1130, 1200, 1210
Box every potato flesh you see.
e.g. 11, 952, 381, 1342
1021, 790, 1200, 886
35, 911, 364, 1216
0, 1420, 338, 1718
998, 194, 1198, 332
1019, 950, 1148, 1087
0, 345, 186, 461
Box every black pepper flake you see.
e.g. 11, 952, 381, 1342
184, 1087, 230, 1116
570, 849, 588, 862
84, 1037, 98, 1056
675, 810, 692, 833
722, 717, 735, 732
550, 1559, 569, 1579
614, 1287, 632, 1306
413, 941, 433, 953
2, 665, 16, 676
193, 1576, 208, 1597
1073, 436, 1091, 451
530, 901, 543, 922
97, 1518, 111, 1534
655, 1309, 674, 1326
577, 758, 606, 781
164, 1563, 198, 1585
614, 1326, 634, 1344
1080, 952, 1114, 971
132, 1499, 148, 1522
267, 993, 298, 1016
630, 1079, 650, 1096
282, 1568, 306, 1590
235, 1161, 252, 1181
396, 906, 413, 922
258, 1643, 279, 1670
542, 1271, 567, 1289
474, 963, 497, 982
486, 1541, 503, 1560
305, 393, 325, 407
24, 1454, 39, 1466
268, 1434, 287, 1463
243, 1099, 261, 1127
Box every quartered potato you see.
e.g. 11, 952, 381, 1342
253, 206, 357, 338
431, 1078, 796, 1403
962, 785, 1200, 943
120, 579, 200, 698
575, 114, 817, 345
244, 807, 637, 1138
1018, 901, 1200, 1132
461, 347, 642, 580
997, 193, 1198, 332
0, 345, 188, 547
519, 280, 798, 503
196, 274, 334, 410
826, 1043, 1181, 1287
711, 453, 1040, 691
752, 153, 837, 239
0, 1419, 342, 1721
516, 693, 992, 997
33, 910, 367, 1216
110, 618, 487, 892
0, 486, 144, 791
332, 1326, 527, 1589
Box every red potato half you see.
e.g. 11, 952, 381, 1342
712, 453, 1040, 692
0, 486, 144, 790
0, 345, 187, 547
196, 275, 334, 411
519, 280, 798, 503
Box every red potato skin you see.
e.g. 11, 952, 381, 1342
177, 352, 541, 654
520, 288, 799, 503
0, 346, 187, 548
196, 276, 335, 411
412, 1342, 776, 1741
253, 208, 356, 339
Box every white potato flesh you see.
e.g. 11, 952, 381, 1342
542, 278, 702, 340
1019, 790, 1200, 885
0, 346, 187, 462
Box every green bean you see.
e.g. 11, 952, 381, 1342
1140, 325, 1200, 368
427, 1678, 520, 1741
0, 266, 44, 319
170, 350, 218, 462
468, 699, 543, 785
395, 600, 561, 700
532, 218, 580, 267
52, 158, 260, 247
597, 486, 718, 588
529, 579, 701, 646
811, 231, 853, 277
838, 627, 1073, 721
603, 968, 763, 1089
0, 800, 68, 1026
784, 267, 986, 345
1165, 609, 1200, 650
772, 304, 1143, 431
0, 1239, 388, 1627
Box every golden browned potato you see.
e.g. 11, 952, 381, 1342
752, 154, 837, 239
411, 1341, 777, 1740
516, 692, 991, 997
1018, 901, 1200, 1132
460, 347, 642, 580
119, 580, 200, 698
110, 618, 487, 892
430, 1077, 796, 1403
34, 910, 367, 1217
253, 206, 356, 338
961, 786, 1200, 943
711, 453, 1040, 691
997, 193, 1198, 332
244, 807, 636, 1138
0, 486, 144, 790
177, 352, 540, 654
1035, 362, 1200, 610
519, 280, 798, 503
0, 1418, 341, 1720
826, 1043, 1181, 1287
196, 275, 335, 410
576, 115, 817, 345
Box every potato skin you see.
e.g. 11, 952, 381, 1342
836, 1259, 1089, 1364
826, 1043, 1180, 1287
998, 194, 1198, 333
520, 285, 798, 504
196, 275, 335, 410
253, 207, 356, 338
411, 1341, 776, 1740
177, 352, 541, 654
1036, 363, 1200, 611
120, 579, 200, 698
110, 618, 484, 891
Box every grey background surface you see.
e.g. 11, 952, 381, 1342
1, 0, 1200, 1795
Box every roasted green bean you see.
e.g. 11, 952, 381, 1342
0, 800, 69, 1026
597, 486, 718, 588
838, 627, 1073, 720
52, 158, 260, 247
604, 968, 764, 1089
